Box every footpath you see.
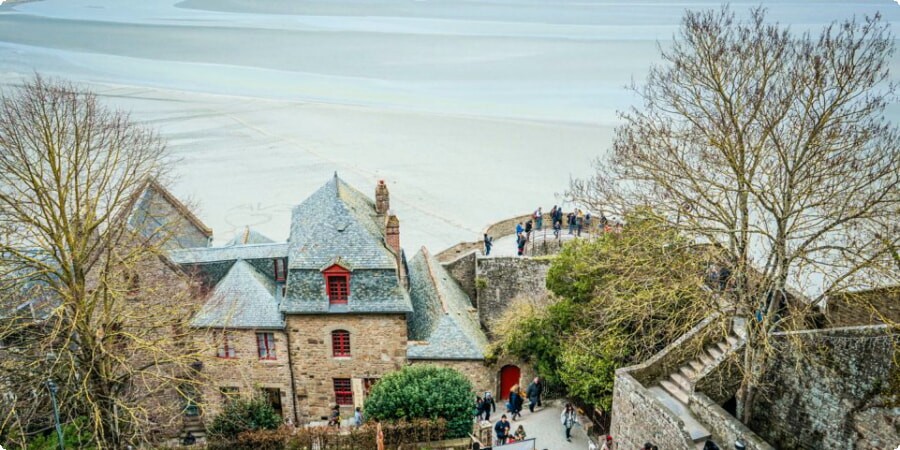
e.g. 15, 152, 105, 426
493, 401, 591, 450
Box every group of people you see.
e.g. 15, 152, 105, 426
327, 405, 365, 428
482, 206, 625, 258
488, 377, 548, 445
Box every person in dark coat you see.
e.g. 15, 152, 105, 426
517, 233, 527, 256
567, 212, 576, 234
526, 377, 543, 412
475, 396, 484, 421
508, 385, 523, 420
494, 415, 511, 446
524, 220, 533, 240
481, 391, 496, 421
483, 233, 493, 256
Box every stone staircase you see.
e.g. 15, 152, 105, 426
649, 323, 744, 449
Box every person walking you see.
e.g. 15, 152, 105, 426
534, 207, 543, 230
475, 396, 484, 421
553, 217, 561, 239
483, 233, 493, 256
494, 415, 511, 446
482, 391, 496, 421
560, 403, 578, 442
526, 377, 543, 412
524, 220, 533, 241
517, 232, 527, 257
567, 212, 576, 234
508, 385, 524, 420
354, 407, 364, 427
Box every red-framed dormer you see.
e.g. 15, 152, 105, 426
322, 262, 351, 305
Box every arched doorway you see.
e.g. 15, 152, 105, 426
498, 365, 520, 400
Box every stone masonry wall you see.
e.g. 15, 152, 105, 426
286, 314, 408, 422
197, 329, 296, 423
475, 257, 552, 335
748, 325, 899, 450
409, 360, 494, 397
610, 373, 695, 450
827, 287, 900, 327
442, 251, 477, 305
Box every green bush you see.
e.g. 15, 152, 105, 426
364, 365, 473, 438
26, 416, 96, 450
207, 396, 281, 440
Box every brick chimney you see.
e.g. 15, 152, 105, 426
385, 212, 407, 288
385, 213, 400, 254
375, 180, 390, 216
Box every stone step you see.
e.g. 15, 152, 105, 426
679, 364, 696, 381
670, 372, 692, 391
649, 386, 712, 443
706, 346, 723, 359
726, 335, 740, 347
660, 379, 690, 404
717, 340, 731, 353
689, 359, 706, 373
698, 352, 714, 366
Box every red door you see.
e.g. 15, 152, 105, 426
499, 365, 520, 400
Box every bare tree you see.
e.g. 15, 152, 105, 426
568, 7, 900, 422
0, 76, 209, 447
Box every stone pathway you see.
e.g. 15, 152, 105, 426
487, 230, 590, 257
498, 401, 591, 450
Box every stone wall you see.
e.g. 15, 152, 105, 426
442, 251, 477, 305
688, 392, 774, 450
197, 329, 296, 423
747, 325, 899, 450
610, 373, 696, 450
408, 360, 494, 396
475, 257, 553, 335
827, 286, 900, 327
286, 314, 408, 422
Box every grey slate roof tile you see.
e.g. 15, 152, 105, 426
190, 260, 284, 329
287, 175, 397, 270
169, 243, 288, 264
406, 248, 488, 360
225, 227, 276, 246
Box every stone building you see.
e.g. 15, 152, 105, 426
160, 175, 494, 428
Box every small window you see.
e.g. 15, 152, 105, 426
220, 387, 239, 404
217, 333, 236, 359
274, 258, 286, 282
327, 276, 349, 304
333, 378, 352, 406
332, 330, 350, 357
257, 333, 276, 360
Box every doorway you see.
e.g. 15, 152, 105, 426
499, 365, 520, 400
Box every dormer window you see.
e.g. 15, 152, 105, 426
322, 264, 351, 305
274, 258, 286, 282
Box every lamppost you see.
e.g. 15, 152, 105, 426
45, 380, 64, 450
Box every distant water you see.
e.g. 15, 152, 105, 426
0, 0, 898, 251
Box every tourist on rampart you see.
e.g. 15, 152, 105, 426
517, 233, 527, 256
567, 212, 576, 234
526, 377, 543, 412
483, 233, 493, 256
534, 207, 543, 230
525, 220, 533, 240
553, 217, 561, 239
560, 403, 579, 442
481, 391, 496, 421
516, 222, 524, 238
576, 209, 585, 236
585, 212, 592, 233
508, 385, 524, 420
494, 415, 511, 445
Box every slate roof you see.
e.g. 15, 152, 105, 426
225, 227, 276, 246
169, 243, 288, 265
191, 260, 283, 329
406, 248, 488, 360
280, 268, 413, 314
287, 175, 397, 270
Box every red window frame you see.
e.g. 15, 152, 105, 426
274, 258, 286, 282
323, 265, 351, 305
217, 333, 236, 359
333, 378, 353, 406
257, 332, 276, 360
332, 330, 351, 357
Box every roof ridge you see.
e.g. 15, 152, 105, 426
421, 247, 449, 315
147, 178, 213, 237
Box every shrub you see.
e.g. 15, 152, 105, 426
364, 365, 473, 438
207, 396, 281, 440
25, 417, 96, 450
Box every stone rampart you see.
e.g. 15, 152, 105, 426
474, 256, 553, 335
442, 251, 477, 305
611, 372, 696, 449
688, 392, 774, 450
747, 324, 899, 449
